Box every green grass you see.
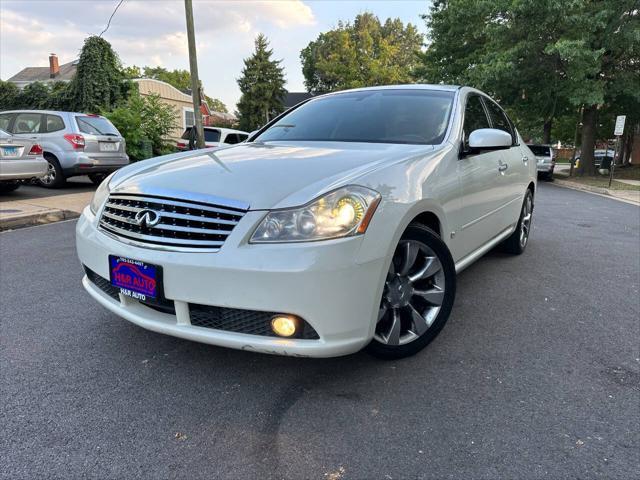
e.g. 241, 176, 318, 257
554, 172, 640, 191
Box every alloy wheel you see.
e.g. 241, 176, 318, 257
519, 195, 533, 248
375, 240, 446, 346
41, 162, 56, 185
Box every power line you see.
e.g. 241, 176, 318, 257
99, 0, 125, 37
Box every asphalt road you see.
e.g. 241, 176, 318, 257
1, 183, 638, 479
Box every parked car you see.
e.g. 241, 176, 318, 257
528, 144, 555, 180
77, 85, 536, 359
574, 149, 615, 170
0, 128, 47, 193
176, 126, 249, 150
0, 110, 129, 188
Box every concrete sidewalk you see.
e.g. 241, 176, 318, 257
0, 179, 95, 231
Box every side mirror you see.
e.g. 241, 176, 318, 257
468, 128, 512, 151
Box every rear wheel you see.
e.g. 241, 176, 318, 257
367, 224, 456, 359
37, 154, 65, 188
501, 189, 533, 254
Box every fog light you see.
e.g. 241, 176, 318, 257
271, 315, 300, 337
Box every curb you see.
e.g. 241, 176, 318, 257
552, 178, 640, 206
0, 209, 80, 232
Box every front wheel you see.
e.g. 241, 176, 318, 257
367, 224, 456, 359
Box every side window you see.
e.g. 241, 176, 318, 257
0, 113, 13, 132
237, 134, 248, 143
46, 114, 65, 133
463, 95, 490, 148
13, 113, 42, 134
484, 99, 515, 144
224, 134, 241, 144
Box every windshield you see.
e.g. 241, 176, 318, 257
255, 89, 455, 145
528, 145, 551, 156
76, 116, 120, 136
181, 127, 221, 143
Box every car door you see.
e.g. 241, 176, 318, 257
483, 98, 526, 227
455, 94, 507, 258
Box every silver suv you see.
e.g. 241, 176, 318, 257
0, 110, 129, 188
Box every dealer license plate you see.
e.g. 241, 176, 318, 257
109, 256, 161, 301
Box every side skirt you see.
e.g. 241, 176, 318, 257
454, 224, 516, 273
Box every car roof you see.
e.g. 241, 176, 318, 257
0, 110, 100, 116
200, 126, 249, 135
319, 84, 461, 98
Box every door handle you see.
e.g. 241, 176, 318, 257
498, 161, 508, 172
522, 155, 529, 163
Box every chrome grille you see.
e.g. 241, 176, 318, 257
99, 193, 247, 250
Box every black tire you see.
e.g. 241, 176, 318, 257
0, 182, 20, 194
37, 154, 65, 188
501, 189, 534, 255
88, 173, 107, 185
367, 224, 457, 360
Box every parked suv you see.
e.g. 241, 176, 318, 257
176, 126, 249, 151
527, 144, 555, 180
0, 110, 129, 188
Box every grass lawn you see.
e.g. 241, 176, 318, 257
555, 165, 640, 191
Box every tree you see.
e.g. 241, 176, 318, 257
301, 13, 423, 94
0, 80, 20, 110
15, 82, 51, 109
67, 35, 130, 113
205, 95, 228, 113
236, 34, 286, 131
416, 0, 639, 174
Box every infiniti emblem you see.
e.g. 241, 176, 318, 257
134, 209, 161, 228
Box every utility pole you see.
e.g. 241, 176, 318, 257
184, 0, 205, 149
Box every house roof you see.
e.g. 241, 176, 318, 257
283, 91, 314, 108
7, 60, 77, 84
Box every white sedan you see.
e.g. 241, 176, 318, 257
76, 85, 536, 359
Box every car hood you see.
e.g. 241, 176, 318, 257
110, 141, 435, 210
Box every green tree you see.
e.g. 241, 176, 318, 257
301, 13, 423, 94
236, 34, 287, 131
205, 95, 228, 113
68, 35, 130, 113
0, 80, 20, 110
416, 0, 639, 174
122, 65, 142, 79
16, 82, 51, 109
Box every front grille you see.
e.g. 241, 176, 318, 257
99, 193, 247, 250
84, 266, 120, 300
189, 304, 320, 339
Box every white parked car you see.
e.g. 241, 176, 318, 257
176, 126, 249, 151
77, 85, 536, 359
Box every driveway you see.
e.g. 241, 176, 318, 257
0, 183, 638, 479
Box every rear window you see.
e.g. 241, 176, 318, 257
181, 127, 221, 143
76, 115, 119, 136
529, 145, 551, 156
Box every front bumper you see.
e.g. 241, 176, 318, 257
76, 207, 387, 357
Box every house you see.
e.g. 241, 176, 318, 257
7, 54, 77, 88
133, 78, 236, 140
283, 91, 314, 109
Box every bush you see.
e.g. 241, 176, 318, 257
104, 93, 177, 161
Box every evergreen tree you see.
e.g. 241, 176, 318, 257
236, 34, 286, 131
68, 36, 130, 113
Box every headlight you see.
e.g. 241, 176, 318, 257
250, 186, 381, 243
89, 173, 115, 215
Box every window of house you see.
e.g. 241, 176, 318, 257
46, 115, 65, 133
184, 109, 195, 128
13, 113, 42, 134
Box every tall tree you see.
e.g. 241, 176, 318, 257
67, 36, 130, 113
301, 13, 423, 94
0, 80, 20, 110
236, 34, 286, 131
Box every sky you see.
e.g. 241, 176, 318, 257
0, 0, 429, 112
